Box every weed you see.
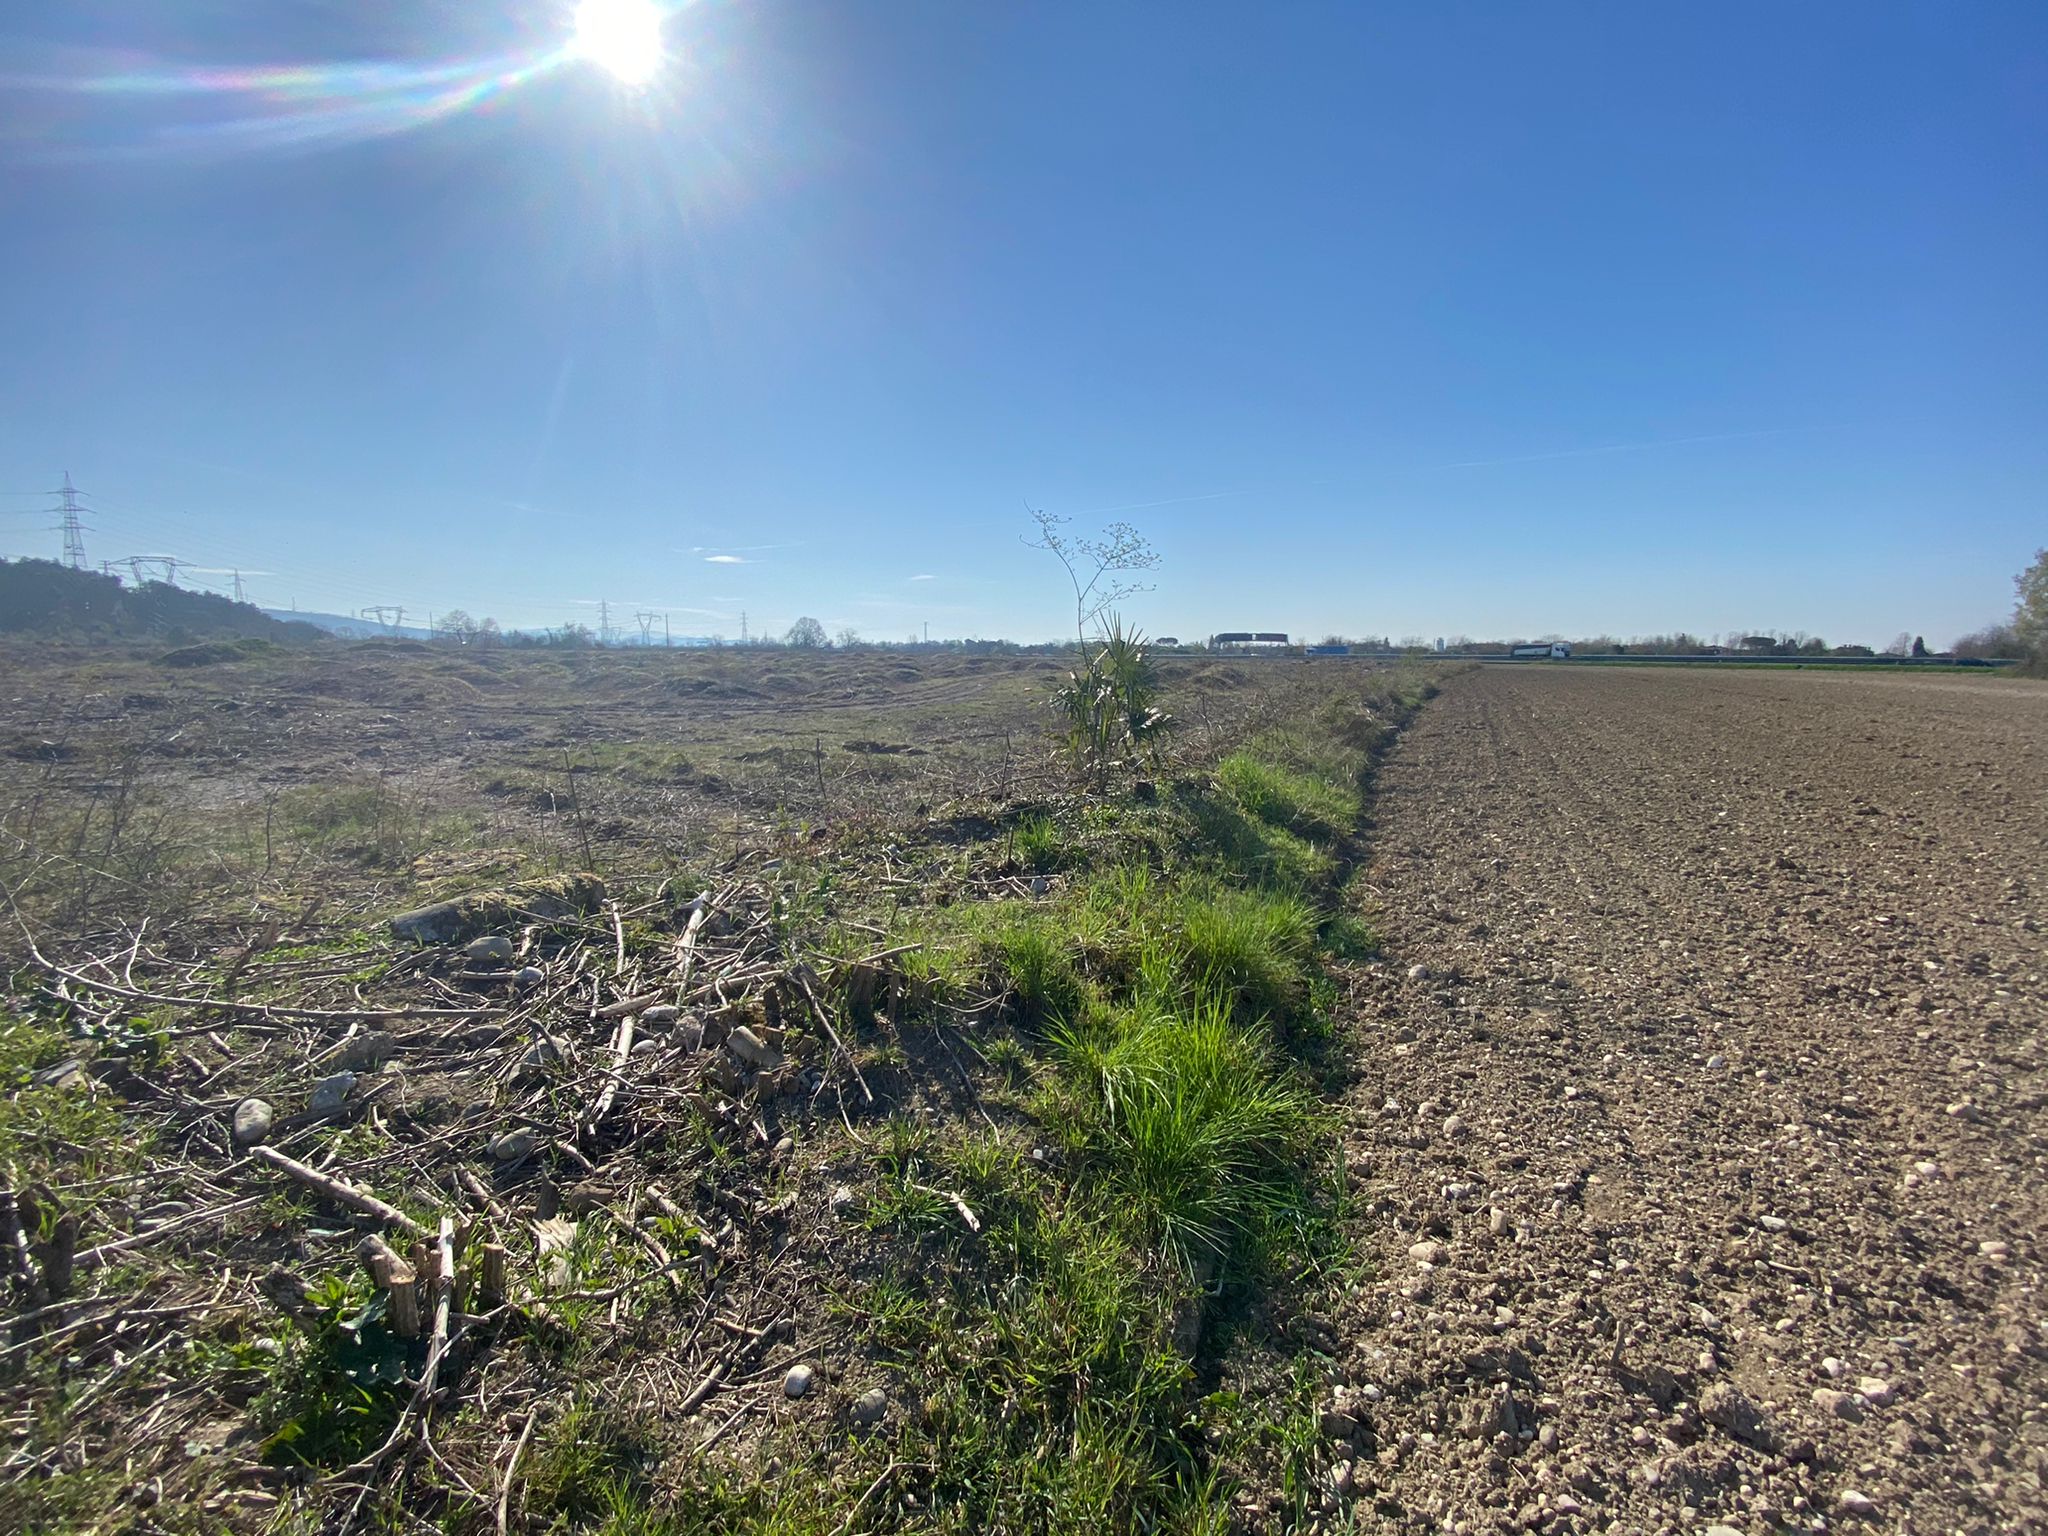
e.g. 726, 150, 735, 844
1217, 752, 1357, 842
255, 1272, 409, 1466
1320, 909, 1380, 961
0, 1013, 152, 1182
991, 918, 1086, 1027
277, 778, 451, 868
1173, 883, 1318, 1022
1182, 788, 1333, 890
1014, 812, 1065, 872
1051, 992, 1314, 1274
517, 1396, 666, 1527
1051, 617, 1173, 781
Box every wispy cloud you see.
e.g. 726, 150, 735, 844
907, 573, 936, 582
1433, 428, 1794, 471
704, 554, 745, 565
1068, 489, 1239, 517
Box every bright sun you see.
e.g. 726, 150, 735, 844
572, 0, 665, 85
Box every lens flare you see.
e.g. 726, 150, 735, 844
6, 3, 679, 159
573, 0, 666, 86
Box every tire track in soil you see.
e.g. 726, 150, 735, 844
1329, 667, 2048, 1535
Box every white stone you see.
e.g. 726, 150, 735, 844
310, 1072, 355, 1114
727, 1026, 785, 1070
232, 1098, 273, 1146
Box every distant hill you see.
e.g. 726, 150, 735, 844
261, 608, 434, 640
0, 558, 326, 645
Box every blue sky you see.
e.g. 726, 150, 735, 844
2, 2, 2042, 646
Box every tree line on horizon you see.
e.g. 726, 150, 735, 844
4, 548, 2043, 670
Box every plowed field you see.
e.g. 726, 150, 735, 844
1336, 667, 2048, 1532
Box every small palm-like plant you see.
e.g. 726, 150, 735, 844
1052, 615, 1173, 781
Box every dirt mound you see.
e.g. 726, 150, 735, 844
658, 676, 761, 700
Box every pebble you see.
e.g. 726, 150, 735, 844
1706, 1054, 1726, 1069
1856, 1377, 1895, 1407
232, 1098, 273, 1146
1407, 1240, 1445, 1267
1759, 1215, 1789, 1232
783, 1363, 815, 1399
488, 1128, 538, 1163
774, 1135, 795, 1158
341, 1031, 396, 1070
850, 1387, 888, 1425
1406, 964, 1431, 981
1979, 1239, 2011, 1262
641, 1005, 679, 1026
466, 935, 516, 964
1442, 1114, 1466, 1138
1699, 1382, 1772, 1446
1821, 1356, 1847, 1379
1030, 876, 1051, 896
522, 1037, 563, 1070
33, 1059, 87, 1090
1812, 1388, 1863, 1422
514, 965, 545, 988
727, 1025, 785, 1070
1837, 1489, 1878, 1517
830, 1185, 856, 1217
310, 1072, 356, 1114
1488, 1207, 1509, 1236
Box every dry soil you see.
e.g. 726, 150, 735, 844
1335, 666, 2047, 1534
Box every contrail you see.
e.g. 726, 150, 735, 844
1434, 428, 1795, 471
1067, 489, 1240, 516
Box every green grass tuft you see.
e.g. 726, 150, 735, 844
1014, 812, 1065, 873
992, 918, 1088, 1027
1216, 752, 1358, 842
1173, 883, 1318, 1021
1051, 993, 1315, 1273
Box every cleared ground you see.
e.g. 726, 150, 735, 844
1335, 666, 2048, 1531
